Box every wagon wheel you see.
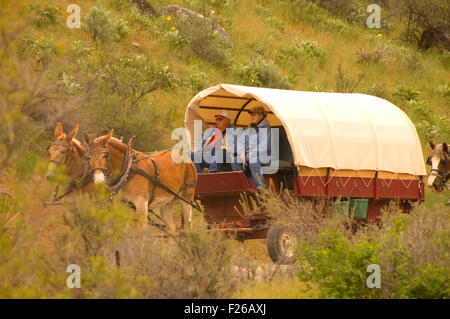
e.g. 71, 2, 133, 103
0, 188, 14, 199
266, 224, 298, 265
0, 188, 18, 235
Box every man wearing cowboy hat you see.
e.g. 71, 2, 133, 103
233, 106, 271, 189
191, 110, 237, 173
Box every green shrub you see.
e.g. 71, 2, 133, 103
308, 0, 367, 24
233, 56, 290, 89
334, 64, 364, 93
70, 40, 93, 58
436, 83, 450, 100
365, 83, 390, 99
172, 17, 229, 65
398, 264, 449, 298
29, 3, 61, 28
126, 8, 155, 31
357, 42, 393, 65
440, 50, 450, 67
83, 7, 129, 43
254, 4, 269, 16
392, 85, 421, 102
188, 0, 229, 12
82, 53, 181, 150
14, 148, 40, 178
297, 204, 450, 299
264, 16, 285, 34
19, 36, 57, 64
281, 1, 353, 35
186, 72, 208, 92
394, 46, 423, 71
298, 230, 379, 298
166, 28, 190, 47
276, 38, 327, 62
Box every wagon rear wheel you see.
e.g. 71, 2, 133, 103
0, 188, 14, 199
266, 224, 298, 264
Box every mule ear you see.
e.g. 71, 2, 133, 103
84, 131, 91, 145
429, 141, 436, 149
65, 124, 79, 142
443, 142, 448, 153
104, 129, 114, 143
54, 122, 63, 139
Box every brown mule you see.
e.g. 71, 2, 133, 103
426, 141, 449, 192
46, 123, 92, 197
83, 129, 198, 232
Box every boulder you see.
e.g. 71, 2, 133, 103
129, 0, 158, 16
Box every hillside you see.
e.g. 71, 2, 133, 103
0, 0, 449, 299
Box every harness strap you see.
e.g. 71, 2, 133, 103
147, 157, 159, 206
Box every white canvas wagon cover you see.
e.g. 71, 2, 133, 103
185, 84, 426, 176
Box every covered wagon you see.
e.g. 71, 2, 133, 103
185, 84, 426, 263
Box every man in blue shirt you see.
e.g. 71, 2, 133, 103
232, 106, 271, 189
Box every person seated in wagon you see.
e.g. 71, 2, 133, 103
232, 106, 271, 189
190, 110, 238, 174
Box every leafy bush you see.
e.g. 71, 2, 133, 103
365, 83, 390, 99
298, 230, 379, 298
126, 7, 155, 31
29, 3, 61, 28
81, 53, 182, 150
392, 85, 421, 102
276, 38, 327, 61
394, 46, 423, 71
436, 83, 450, 100
280, 0, 353, 35
19, 36, 58, 66
186, 72, 208, 92
297, 205, 450, 299
233, 56, 290, 89
83, 7, 129, 42
308, 0, 367, 23
441, 50, 450, 67
334, 64, 364, 93
357, 42, 393, 65
171, 17, 229, 65
70, 40, 93, 58
264, 16, 285, 34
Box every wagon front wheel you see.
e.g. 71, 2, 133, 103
266, 225, 298, 264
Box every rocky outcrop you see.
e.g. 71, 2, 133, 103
129, 0, 158, 16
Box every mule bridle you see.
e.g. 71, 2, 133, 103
48, 140, 75, 166
427, 152, 450, 189
83, 148, 111, 176
46, 140, 92, 204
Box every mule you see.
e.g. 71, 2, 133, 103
46, 123, 92, 197
426, 141, 449, 192
83, 129, 198, 232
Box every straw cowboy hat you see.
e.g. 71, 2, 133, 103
248, 106, 267, 118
